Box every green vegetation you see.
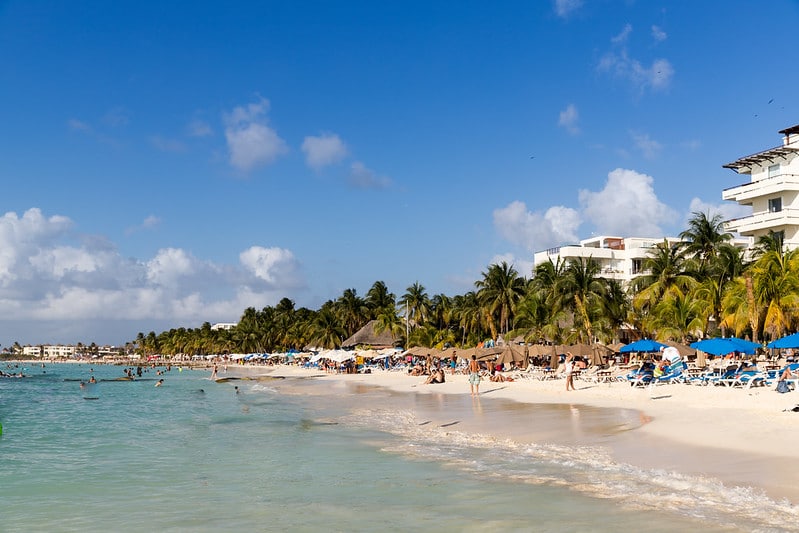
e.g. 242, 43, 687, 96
132, 212, 797, 357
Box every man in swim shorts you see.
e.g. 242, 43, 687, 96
468, 354, 481, 396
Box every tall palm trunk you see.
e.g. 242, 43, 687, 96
745, 274, 759, 343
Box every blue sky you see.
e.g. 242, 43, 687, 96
1, 0, 798, 346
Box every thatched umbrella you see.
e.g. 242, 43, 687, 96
564, 343, 594, 357
476, 346, 503, 361
403, 346, 436, 358
663, 340, 696, 357
495, 345, 526, 366
590, 344, 613, 366
549, 345, 561, 369
526, 344, 551, 357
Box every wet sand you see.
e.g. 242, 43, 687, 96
221, 364, 799, 503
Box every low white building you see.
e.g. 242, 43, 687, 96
43, 345, 76, 358
211, 322, 237, 331
722, 124, 799, 247
533, 236, 681, 285
23, 345, 42, 357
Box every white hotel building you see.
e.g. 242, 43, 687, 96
723, 124, 799, 246
533, 236, 684, 285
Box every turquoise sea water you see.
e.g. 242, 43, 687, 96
1, 363, 796, 532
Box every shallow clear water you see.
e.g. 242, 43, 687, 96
1, 363, 796, 532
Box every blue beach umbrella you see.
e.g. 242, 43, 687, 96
726, 337, 761, 352
767, 332, 799, 349
690, 338, 757, 356
619, 339, 667, 353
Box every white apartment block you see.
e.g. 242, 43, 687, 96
533, 236, 682, 285
532, 234, 749, 286
723, 124, 799, 247
43, 345, 76, 358
23, 345, 42, 357
211, 322, 237, 331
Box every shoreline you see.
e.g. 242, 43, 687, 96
237, 364, 799, 504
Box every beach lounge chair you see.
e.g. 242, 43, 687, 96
649, 361, 686, 385
626, 366, 653, 387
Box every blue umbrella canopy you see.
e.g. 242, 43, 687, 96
767, 332, 799, 349
690, 338, 757, 356
619, 339, 667, 353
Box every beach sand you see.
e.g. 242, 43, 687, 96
224, 364, 799, 505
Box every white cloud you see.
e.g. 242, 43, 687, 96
150, 136, 186, 153
631, 131, 662, 158
651, 25, 667, 42
0, 208, 308, 341
348, 161, 392, 189
240, 246, 303, 288
489, 253, 534, 279
554, 0, 582, 18
558, 104, 580, 135
598, 25, 674, 93
612, 24, 633, 44
102, 107, 130, 127
187, 119, 212, 137
125, 215, 161, 236
686, 197, 751, 227
493, 201, 581, 251
223, 98, 288, 171
302, 133, 348, 170
68, 119, 92, 132
578, 168, 676, 236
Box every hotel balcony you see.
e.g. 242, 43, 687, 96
722, 173, 799, 203
724, 208, 799, 235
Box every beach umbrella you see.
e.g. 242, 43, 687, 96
607, 342, 626, 353
403, 346, 435, 358
767, 332, 799, 349
690, 338, 757, 356
526, 344, 551, 357
663, 341, 695, 357
475, 346, 503, 362
619, 339, 667, 353
494, 345, 526, 366
564, 343, 594, 357
590, 344, 612, 366
726, 337, 761, 352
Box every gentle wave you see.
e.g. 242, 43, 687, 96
339, 407, 799, 532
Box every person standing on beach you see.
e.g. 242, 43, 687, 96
565, 353, 576, 391
468, 355, 481, 396
211, 363, 218, 380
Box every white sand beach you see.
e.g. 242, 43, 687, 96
230, 364, 799, 504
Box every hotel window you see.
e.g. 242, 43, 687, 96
769, 197, 782, 213
768, 164, 780, 178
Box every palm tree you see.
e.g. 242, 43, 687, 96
679, 211, 732, 267
308, 307, 346, 349
452, 291, 485, 346
335, 288, 369, 337
632, 240, 696, 312
475, 261, 526, 338
557, 257, 607, 342
652, 292, 704, 343
399, 282, 431, 332
365, 281, 395, 316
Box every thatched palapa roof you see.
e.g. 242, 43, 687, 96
341, 320, 398, 349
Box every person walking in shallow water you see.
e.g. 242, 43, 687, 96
468, 355, 481, 396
